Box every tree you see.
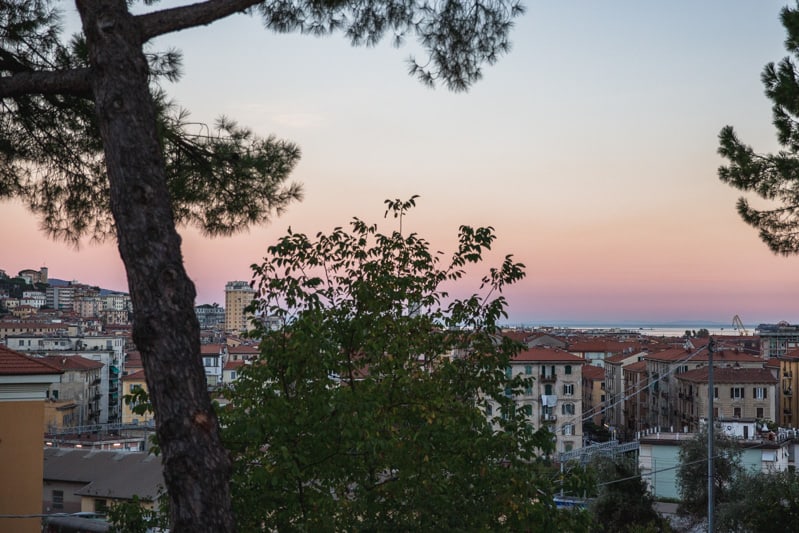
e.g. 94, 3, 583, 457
718, 2, 799, 255
675, 429, 742, 523
589, 457, 670, 533
0, 1, 524, 530
717, 469, 799, 532
219, 198, 589, 531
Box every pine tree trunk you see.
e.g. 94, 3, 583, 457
75, 1, 233, 530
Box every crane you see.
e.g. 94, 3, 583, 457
732, 315, 748, 335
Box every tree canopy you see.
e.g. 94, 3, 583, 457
1, 1, 526, 530
718, 2, 799, 254
676, 429, 742, 524
219, 198, 590, 531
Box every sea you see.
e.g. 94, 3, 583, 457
503, 323, 757, 338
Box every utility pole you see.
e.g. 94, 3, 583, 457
707, 337, 715, 532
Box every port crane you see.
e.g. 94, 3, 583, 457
732, 315, 748, 335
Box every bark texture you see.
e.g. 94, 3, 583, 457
75, 1, 233, 530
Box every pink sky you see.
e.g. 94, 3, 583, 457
2, 2, 798, 325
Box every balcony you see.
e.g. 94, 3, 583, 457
785, 408, 793, 415
785, 371, 793, 379
542, 414, 557, 422
785, 389, 793, 397
539, 374, 557, 383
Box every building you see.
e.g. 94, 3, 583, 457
42, 355, 104, 429
121, 369, 154, 426
46, 285, 76, 310
225, 281, 256, 333
674, 367, 778, 433
490, 347, 586, 454
18, 266, 48, 285
581, 364, 606, 426
604, 349, 647, 432
0, 345, 62, 533
758, 322, 799, 359
196, 303, 225, 329
43, 447, 164, 516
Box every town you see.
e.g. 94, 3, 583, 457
1, 265, 796, 531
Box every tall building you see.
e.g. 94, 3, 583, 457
225, 281, 255, 333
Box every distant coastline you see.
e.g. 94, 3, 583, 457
501, 322, 759, 338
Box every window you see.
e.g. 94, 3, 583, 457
505, 367, 513, 379
562, 403, 575, 415
714, 387, 719, 399
522, 404, 533, 416
524, 365, 533, 375
52, 490, 64, 510
544, 384, 553, 396
565, 365, 572, 375
230, 371, 237, 381
600, 394, 606, 402
95, 499, 108, 512
129, 384, 141, 393
734, 407, 742, 418
485, 403, 493, 416
757, 407, 764, 418
563, 383, 574, 396
754, 387, 767, 400
731, 387, 744, 400
562, 423, 575, 436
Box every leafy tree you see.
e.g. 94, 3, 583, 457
107, 494, 170, 533
219, 198, 589, 531
696, 328, 710, 338
589, 457, 670, 533
676, 429, 742, 523
718, 2, 799, 254
717, 469, 799, 532
0, 1, 524, 530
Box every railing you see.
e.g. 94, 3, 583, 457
539, 374, 557, 383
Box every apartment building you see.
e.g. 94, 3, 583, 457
675, 367, 777, 433
604, 350, 647, 432
758, 322, 799, 359
41, 355, 104, 429
622, 360, 649, 437
645, 346, 764, 430
495, 347, 586, 454
0, 346, 61, 533
581, 364, 605, 426
225, 281, 256, 333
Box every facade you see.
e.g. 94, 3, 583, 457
758, 322, 799, 359
121, 369, 154, 426
42, 355, 104, 429
491, 347, 586, 454
225, 281, 256, 333
201, 343, 227, 388
645, 347, 764, 431
622, 360, 649, 436
45, 285, 76, 310
581, 364, 606, 426
0, 346, 61, 533
604, 350, 647, 432
674, 367, 778, 433
196, 303, 225, 329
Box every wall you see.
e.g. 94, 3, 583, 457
0, 401, 45, 533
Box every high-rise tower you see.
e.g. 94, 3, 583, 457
224, 281, 255, 333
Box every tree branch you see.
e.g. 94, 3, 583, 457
137, 0, 264, 42
0, 68, 92, 98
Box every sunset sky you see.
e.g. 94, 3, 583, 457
2, 1, 798, 325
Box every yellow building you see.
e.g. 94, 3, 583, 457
224, 280, 255, 333
121, 369, 154, 425
0, 345, 61, 533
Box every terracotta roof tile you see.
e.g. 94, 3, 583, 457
675, 367, 777, 384
41, 355, 103, 371
512, 347, 585, 363
0, 345, 63, 375
581, 365, 605, 380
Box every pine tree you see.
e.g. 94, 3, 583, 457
719, 3, 799, 254
0, 1, 525, 530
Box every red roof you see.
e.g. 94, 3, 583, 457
582, 365, 605, 380
42, 355, 103, 371
0, 345, 63, 376
224, 360, 247, 370
675, 367, 777, 384
122, 369, 147, 381
625, 360, 648, 373
645, 347, 761, 364
512, 347, 585, 363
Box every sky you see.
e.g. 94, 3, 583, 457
2, 1, 799, 325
